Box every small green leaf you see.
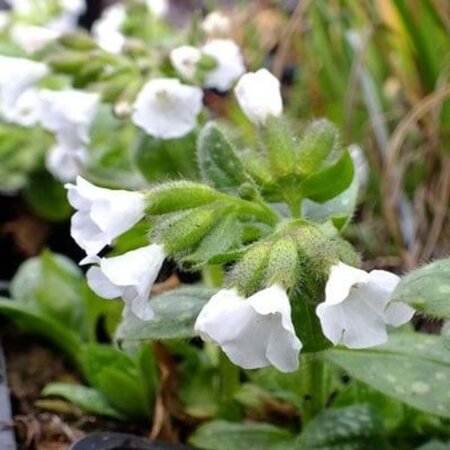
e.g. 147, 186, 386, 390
115, 287, 216, 342
42, 383, 124, 419
326, 333, 450, 418
11, 251, 85, 332
391, 258, 450, 319
300, 150, 354, 203
189, 420, 295, 450
80, 344, 153, 421
197, 122, 249, 194
298, 404, 387, 449
0, 298, 82, 365
301, 177, 359, 229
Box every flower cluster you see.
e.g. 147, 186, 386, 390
0, 1, 416, 377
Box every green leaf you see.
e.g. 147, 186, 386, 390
133, 131, 199, 182
115, 287, 216, 342
197, 122, 249, 194
189, 421, 295, 450
390, 258, 450, 319
249, 367, 304, 409
326, 333, 450, 418
23, 171, 72, 221
301, 177, 358, 229
80, 344, 153, 421
298, 405, 387, 449
11, 251, 85, 332
300, 150, 354, 203
42, 383, 124, 419
0, 298, 82, 365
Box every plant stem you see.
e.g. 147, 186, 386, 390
302, 352, 326, 426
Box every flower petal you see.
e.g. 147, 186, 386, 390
87, 266, 123, 299
325, 262, 369, 305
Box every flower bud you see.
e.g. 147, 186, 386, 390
229, 241, 273, 296
157, 207, 219, 254
261, 116, 295, 178
296, 119, 339, 174
59, 32, 97, 51
47, 51, 91, 74
234, 69, 283, 126
264, 236, 299, 289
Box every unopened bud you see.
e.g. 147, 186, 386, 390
59, 32, 97, 51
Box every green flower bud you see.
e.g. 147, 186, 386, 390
58, 32, 97, 51
156, 207, 220, 255
261, 116, 296, 179
73, 60, 104, 88
264, 236, 299, 289
146, 181, 222, 215
228, 241, 273, 296
47, 51, 91, 74
296, 119, 339, 174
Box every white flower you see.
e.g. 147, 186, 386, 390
201, 11, 231, 37
132, 78, 203, 139
46, 142, 88, 182
170, 45, 202, 81
146, 0, 168, 18
202, 39, 245, 91
65, 176, 146, 257
86, 244, 166, 320
38, 89, 99, 147
234, 69, 283, 125
195, 285, 302, 372
316, 262, 415, 349
11, 24, 60, 53
92, 3, 126, 54
0, 56, 48, 126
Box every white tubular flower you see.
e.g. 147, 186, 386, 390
201, 11, 231, 37
92, 3, 126, 54
195, 285, 302, 372
38, 89, 99, 147
146, 0, 168, 18
10, 24, 60, 54
65, 176, 146, 257
170, 45, 202, 81
316, 262, 415, 349
46, 143, 88, 183
132, 78, 203, 139
0, 56, 48, 126
86, 244, 166, 320
234, 69, 283, 126
202, 39, 245, 92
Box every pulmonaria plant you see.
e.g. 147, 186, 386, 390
64, 65, 414, 375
